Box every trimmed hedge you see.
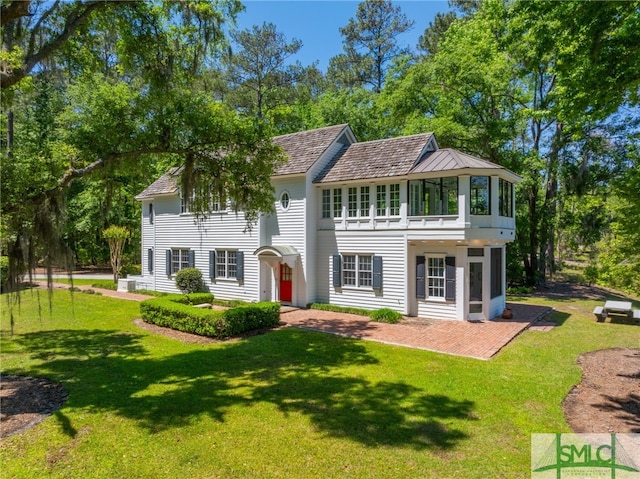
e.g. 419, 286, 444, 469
369, 308, 402, 324
140, 294, 280, 339
308, 303, 370, 316
309, 302, 403, 324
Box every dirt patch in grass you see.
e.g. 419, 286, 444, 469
562, 347, 640, 433
1, 375, 68, 438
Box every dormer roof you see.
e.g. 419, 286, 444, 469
135, 166, 181, 200
314, 133, 435, 183
273, 124, 353, 176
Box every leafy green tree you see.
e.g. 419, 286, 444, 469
103, 226, 129, 283
386, 0, 640, 287
302, 88, 392, 141
1, 1, 285, 294
225, 22, 304, 118
417, 11, 457, 57
329, 0, 414, 93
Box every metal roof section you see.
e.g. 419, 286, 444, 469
411, 148, 500, 173
410, 149, 521, 181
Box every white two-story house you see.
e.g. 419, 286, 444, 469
135, 124, 521, 321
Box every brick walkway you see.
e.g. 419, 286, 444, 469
281, 302, 553, 360
34, 281, 154, 302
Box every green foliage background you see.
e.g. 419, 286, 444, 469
1, 0, 639, 293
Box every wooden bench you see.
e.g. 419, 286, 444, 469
593, 306, 606, 321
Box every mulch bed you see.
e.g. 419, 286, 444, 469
563, 348, 640, 433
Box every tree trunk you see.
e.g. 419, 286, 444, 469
542, 123, 563, 281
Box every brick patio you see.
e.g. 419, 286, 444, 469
280, 302, 553, 360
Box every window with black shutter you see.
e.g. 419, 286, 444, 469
236, 251, 244, 281
332, 254, 341, 287
372, 256, 382, 291
445, 256, 456, 301
490, 248, 502, 298
209, 251, 216, 279
147, 249, 153, 273
416, 256, 425, 299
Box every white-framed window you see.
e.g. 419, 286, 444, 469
180, 190, 190, 214
390, 184, 400, 216
360, 186, 370, 217
181, 187, 225, 214
376, 185, 386, 216
342, 254, 373, 288
409, 178, 458, 216
427, 257, 445, 298
346, 186, 371, 218
216, 250, 237, 279
172, 249, 191, 274
333, 188, 343, 218
375, 184, 400, 217
280, 191, 290, 211
499, 178, 513, 217
471, 176, 490, 215
348, 187, 358, 217
322, 189, 331, 219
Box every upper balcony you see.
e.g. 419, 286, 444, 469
317, 174, 516, 240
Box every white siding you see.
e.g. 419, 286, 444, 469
140, 200, 155, 286
317, 231, 407, 313
267, 178, 308, 305
409, 244, 460, 320
304, 131, 355, 307
152, 194, 260, 301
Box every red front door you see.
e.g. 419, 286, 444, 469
279, 263, 292, 302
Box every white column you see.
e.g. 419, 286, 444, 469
458, 175, 471, 227
491, 175, 500, 228
456, 245, 467, 320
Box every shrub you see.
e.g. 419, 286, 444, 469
175, 268, 204, 294
506, 286, 533, 295
308, 303, 370, 316
583, 264, 599, 286
82, 289, 96, 295
121, 263, 142, 276
369, 308, 402, 324
140, 294, 280, 339
91, 280, 117, 290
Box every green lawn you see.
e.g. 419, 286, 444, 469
1, 288, 638, 478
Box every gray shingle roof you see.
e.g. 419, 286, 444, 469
136, 125, 350, 200
135, 166, 181, 200
409, 148, 502, 174
314, 133, 434, 183
135, 126, 517, 201
273, 124, 349, 176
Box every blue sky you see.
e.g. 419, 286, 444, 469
236, 1, 451, 71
